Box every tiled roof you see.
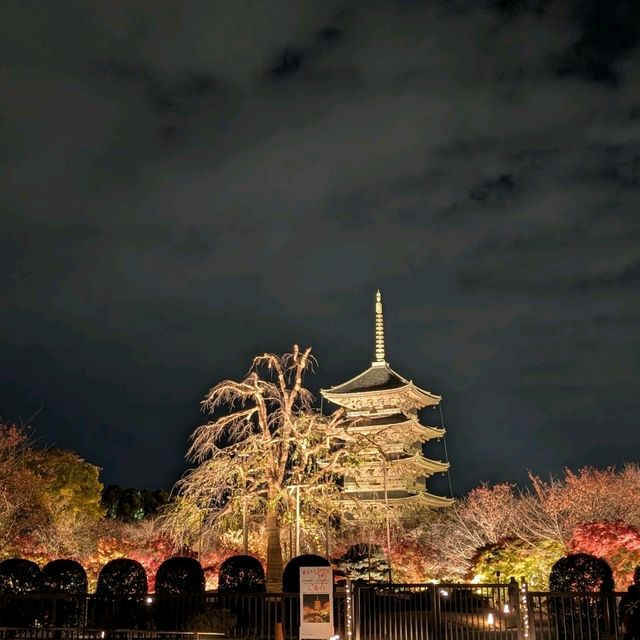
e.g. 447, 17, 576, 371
324, 364, 409, 394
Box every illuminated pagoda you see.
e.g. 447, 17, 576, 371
321, 291, 452, 508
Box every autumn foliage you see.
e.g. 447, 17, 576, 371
3, 418, 640, 590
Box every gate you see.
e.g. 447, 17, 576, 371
352, 583, 520, 640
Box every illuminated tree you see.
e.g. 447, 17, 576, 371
163, 346, 356, 591
0, 423, 104, 560
0, 424, 47, 555
337, 544, 390, 583
470, 538, 564, 589
28, 448, 104, 555
569, 522, 640, 589
517, 466, 640, 547
433, 483, 522, 577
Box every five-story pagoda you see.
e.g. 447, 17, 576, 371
321, 291, 452, 507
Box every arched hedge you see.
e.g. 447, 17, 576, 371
155, 557, 205, 595
550, 554, 614, 593
218, 555, 266, 593
0, 558, 42, 594
42, 559, 88, 594
282, 554, 331, 593
96, 558, 148, 630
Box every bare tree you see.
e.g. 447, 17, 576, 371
163, 346, 356, 590
516, 466, 640, 547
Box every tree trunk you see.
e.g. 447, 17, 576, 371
266, 508, 284, 592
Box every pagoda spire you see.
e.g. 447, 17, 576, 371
374, 290, 386, 364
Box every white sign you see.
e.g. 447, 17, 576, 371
299, 566, 334, 639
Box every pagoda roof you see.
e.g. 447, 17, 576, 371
393, 451, 450, 475
344, 413, 445, 441
341, 489, 453, 508
322, 363, 441, 406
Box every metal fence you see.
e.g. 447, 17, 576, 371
526, 590, 622, 640
353, 583, 520, 640
0, 584, 629, 640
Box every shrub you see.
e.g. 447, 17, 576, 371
218, 555, 265, 593
42, 559, 88, 594
155, 557, 204, 595
154, 557, 205, 631
282, 555, 330, 593
550, 554, 614, 593
0, 559, 42, 627
337, 544, 390, 583
42, 559, 88, 627
0, 558, 42, 594
549, 554, 615, 640
95, 558, 148, 629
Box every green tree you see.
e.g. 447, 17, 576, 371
163, 346, 357, 591
28, 448, 104, 555
470, 537, 564, 589
33, 448, 103, 519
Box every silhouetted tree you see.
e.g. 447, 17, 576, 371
102, 485, 170, 522
0, 558, 42, 628
42, 559, 88, 627
0, 558, 42, 594
96, 558, 148, 630
282, 554, 330, 593
42, 559, 88, 594
156, 557, 204, 594
218, 555, 266, 593
549, 554, 614, 639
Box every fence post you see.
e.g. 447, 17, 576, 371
518, 577, 530, 640
344, 577, 354, 640
431, 582, 441, 640
353, 584, 360, 640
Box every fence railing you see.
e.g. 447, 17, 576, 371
527, 591, 622, 640
0, 585, 628, 640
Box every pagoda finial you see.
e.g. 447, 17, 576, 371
374, 289, 386, 363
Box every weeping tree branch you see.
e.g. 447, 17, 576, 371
161, 346, 359, 590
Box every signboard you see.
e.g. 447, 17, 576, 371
299, 566, 334, 639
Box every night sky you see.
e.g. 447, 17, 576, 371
1, 1, 639, 497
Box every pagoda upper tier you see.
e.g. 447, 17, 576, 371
322, 361, 441, 414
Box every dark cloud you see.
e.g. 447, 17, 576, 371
1, 0, 639, 494
556, 0, 640, 83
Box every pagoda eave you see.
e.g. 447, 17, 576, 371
322, 385, 441, 412
395, 453, 450, 475
340, 490, 453, 508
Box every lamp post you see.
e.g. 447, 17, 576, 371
288, 483, 308, 557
